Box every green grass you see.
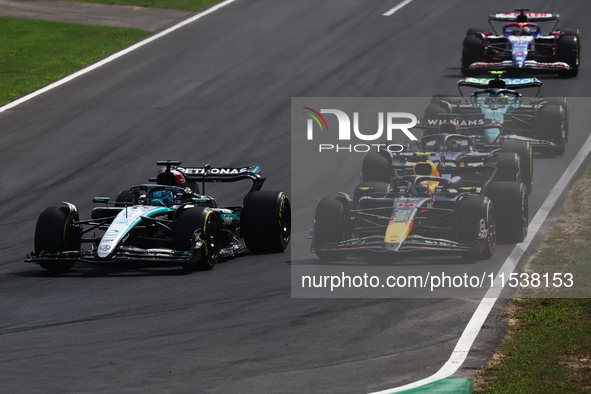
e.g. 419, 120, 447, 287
0, 18, 150, 106
474, 165, 591, 393
474, 299, 591, 393
63, 0, 225, 12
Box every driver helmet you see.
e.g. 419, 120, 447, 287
432, 139, 442, 152
485, 92, 508, 105
149, 189, 175, 207
446, 139, 460, 152
521, 26, 530, 36
512, 27, 520, 35
413, 161, 440, 197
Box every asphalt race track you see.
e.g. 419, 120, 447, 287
1, 0, 590, 392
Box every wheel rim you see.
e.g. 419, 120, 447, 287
521, 189, 529, 240
486, 202, 496, 253
279, 196, 291, 248
204, 214, 220, 262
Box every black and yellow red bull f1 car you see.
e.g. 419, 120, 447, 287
309, 152, 528, 261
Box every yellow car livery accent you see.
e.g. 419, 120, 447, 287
384, 220, 413, 244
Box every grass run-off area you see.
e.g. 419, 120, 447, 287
474, 164, 591, 393
65, 0, 224, 12
0, 0, 225, 107
0, 18, 150, 107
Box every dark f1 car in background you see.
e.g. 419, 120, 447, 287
423, 74, 568, 155
309, 148, 529, 262
387, 132, 533, 194
26, 161, 291, 272
461, 8, 580, 77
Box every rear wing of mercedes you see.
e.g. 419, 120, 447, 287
155, 160, 266, 193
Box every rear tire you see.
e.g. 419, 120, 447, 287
537, 104, 566, 155
544, 97, 569, 141
422, 104, 450, 136
494, 152, 521, 183
466, 28, 486, 36
486, 182, 528, 243
457, 196, 495, 260
361, 153, 391, 183
241, 191, 291, 254
313, 197, 349, 261
175, 207, 220, 271
461, 35, 484, 76
34, 206, 80, 272
556, 30, 580, 78
430, 94, 458, 105
499, 140, 533, 193
423, 103, 449, 118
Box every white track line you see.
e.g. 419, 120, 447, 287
0, 0, 238, 115
383, 0, 413, 16
369, 132, 591, 394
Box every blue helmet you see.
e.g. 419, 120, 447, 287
149, 189, 175, 207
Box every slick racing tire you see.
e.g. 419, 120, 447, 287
556, 29, 580, 78
34, 206, 80, 272
313, 196, 349, 261
537, 104, 566, 155
430, 94, 458, 105
461, 34, 484, 76
353, 181, 390, 209
486, 181, 528, 243
499, 140, 533, 194
175, 207, 220, 271
241, 191, 291, 254
361, 152, 391, 183
465, 28, 486, 36
457, 196, 495, 260
494, 152, 521, 183
544, 97, 569, 141
423, 103, 450, 118
422, 104, 451, 136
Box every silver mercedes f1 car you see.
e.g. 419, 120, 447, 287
26, 161, 290, 272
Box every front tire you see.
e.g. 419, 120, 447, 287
175, 207, 220, 271
499, 140, 533, 194
313, 196, 349, 261
486, 182, 528, 243
457, 196, 496, 260
34, 206, 80, 272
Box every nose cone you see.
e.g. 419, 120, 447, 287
511, 39, 530, 67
